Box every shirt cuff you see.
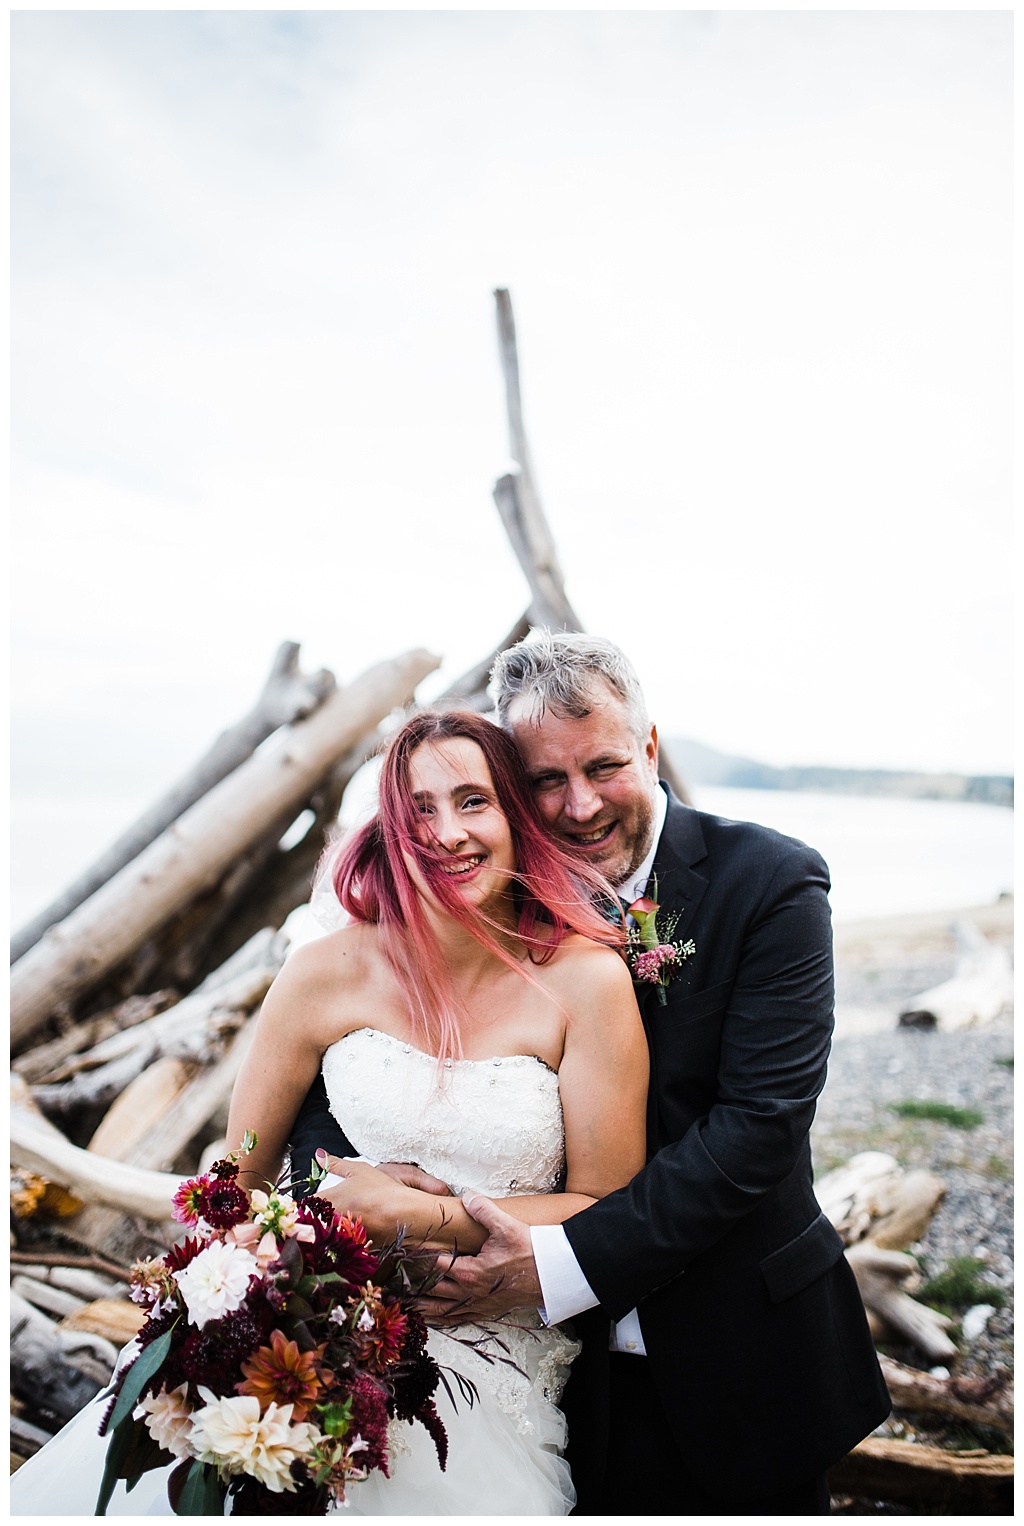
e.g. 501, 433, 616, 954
530, 1224, 601, 1325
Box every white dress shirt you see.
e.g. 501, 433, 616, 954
531, 785, 669, 1354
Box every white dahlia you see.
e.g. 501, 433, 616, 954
139, 1383, 195, 1460
189, 1393, 320, 1492
173, 1239, 258, 1328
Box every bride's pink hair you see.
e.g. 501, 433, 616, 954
328, 710, 623, 1062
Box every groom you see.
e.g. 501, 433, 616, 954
290, 631, 890, 1515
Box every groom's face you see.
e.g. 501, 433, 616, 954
507, 681, 660, 888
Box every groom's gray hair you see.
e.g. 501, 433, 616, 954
490, 629, 651, 740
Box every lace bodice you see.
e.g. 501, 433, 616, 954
320, 1027, 579, 1441
321, 1027, 566, 1197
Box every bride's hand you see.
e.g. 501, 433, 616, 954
315, 1156, 420, 1239
377, 1161, 453, 1196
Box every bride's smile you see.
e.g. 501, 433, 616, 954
407, 737, 517, 917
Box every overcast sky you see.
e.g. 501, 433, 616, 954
11, 9, 1013, 812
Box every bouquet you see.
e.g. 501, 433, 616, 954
96, 1136, 448, 1516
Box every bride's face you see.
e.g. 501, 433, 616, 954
404, 737, 518, 916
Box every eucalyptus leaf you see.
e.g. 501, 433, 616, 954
176, 1459, 221, 1516
95, 1417, 136, 1516
108, 1326, 177, 1434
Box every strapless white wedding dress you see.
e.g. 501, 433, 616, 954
9, 1027, 580, 1517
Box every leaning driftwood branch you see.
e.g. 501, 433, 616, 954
489, 291, 692, 804
494, 288, 574, 619
10, 648, 440, 1048
11, 641, 336, 964
12, 990, 180, 1085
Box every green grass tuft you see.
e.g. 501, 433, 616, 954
890, 1100, 983, 1128
918, 1255, 1006, 1314
995, 1056, 1013, 1070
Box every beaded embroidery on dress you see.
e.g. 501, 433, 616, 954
322, 1027, 581, 1515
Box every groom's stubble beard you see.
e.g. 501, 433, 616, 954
601, 783, 657, 889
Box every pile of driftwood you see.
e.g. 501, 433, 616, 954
8, 292, 1012, 1511
817, 1152, 1013, 1512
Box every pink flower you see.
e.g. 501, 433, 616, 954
628, 896, 659, 918
632, 945, 679, 983
172, 1173, 214, 1228
226, 1222, 262, 1252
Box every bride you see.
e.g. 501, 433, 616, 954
10, 709, 648, 1516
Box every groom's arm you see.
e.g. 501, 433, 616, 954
564, 843, 834, 1317
288, 1073, 355, 1195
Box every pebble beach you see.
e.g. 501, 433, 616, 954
815, 899, 1014, 1509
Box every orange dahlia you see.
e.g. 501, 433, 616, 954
236, 1328, 326, 1421
350, 1287, 409, 1372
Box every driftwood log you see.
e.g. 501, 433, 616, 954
11, 1074, 181, 1224
30, 934, 283, 1121
12, 989, 180, 1085
899, 916, 1014, 1030
10, 648, 439, 1047
10, 1291, 107, 1420
817, 1152, 960, 1362
11, 641, 336, 964
878, 1355, 1013, 1436
830, 1437, 1013, 1513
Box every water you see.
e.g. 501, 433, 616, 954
9, 784, 1014, 934
691, 785, 1014, 923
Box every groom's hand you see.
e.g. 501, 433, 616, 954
416, 1193, 543, 1324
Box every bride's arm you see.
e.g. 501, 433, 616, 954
225, 939, 349, 1191
485, 946, 648, 1225
324, 950, 648, 1250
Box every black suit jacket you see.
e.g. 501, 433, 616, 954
560, 789, 889, 1503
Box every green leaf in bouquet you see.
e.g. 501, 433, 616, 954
122, 1423, 177, 1486
175, 1458, 224, 1516
282, 1294, 318, 1349
95, 1415, 138, 1516
107, 1325, 177, 1434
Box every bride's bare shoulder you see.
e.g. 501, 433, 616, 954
543, 934, 633, 1000
270, 921, 382, 1000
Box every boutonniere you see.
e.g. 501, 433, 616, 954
625, 883, 695, 1005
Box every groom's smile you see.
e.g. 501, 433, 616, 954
506, 681, 661, 889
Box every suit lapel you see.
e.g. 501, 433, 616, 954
645, 789, 710, 945
634, 790, 710, 1149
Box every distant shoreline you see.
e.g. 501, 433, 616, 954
666, 737, 1013, 808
